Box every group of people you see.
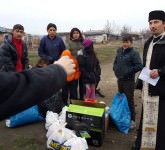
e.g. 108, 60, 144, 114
37, 24, 101, 105
0, 9, 165, 150
0, 23, 101, 118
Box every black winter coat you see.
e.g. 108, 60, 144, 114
134, 35, 165, 150
113, 47, 142, 80
0, 34, 29, 71
139, 36, 165, 96
78, 50, 101, 84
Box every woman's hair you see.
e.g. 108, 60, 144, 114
69, 27, 84, 42
85, 44, 98, 64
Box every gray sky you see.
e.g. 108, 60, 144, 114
0, 0, 165, 35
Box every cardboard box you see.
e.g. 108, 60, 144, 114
66, 100, 106, 146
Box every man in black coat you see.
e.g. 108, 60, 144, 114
134, 10, 165, 150
0, 56, 75, 121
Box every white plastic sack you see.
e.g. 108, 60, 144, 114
45, 111, 59, 130
46, 121, 67, 138
59, 106, 68, 123
63, 137, 88, 150
47, 126, 76, 149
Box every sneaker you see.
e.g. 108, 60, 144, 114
131, 120, 136, 129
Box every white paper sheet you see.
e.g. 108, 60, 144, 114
138, 67, 160, 86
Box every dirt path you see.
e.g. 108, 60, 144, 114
0, 62, 142, 150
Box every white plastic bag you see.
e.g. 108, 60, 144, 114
45, 111, 59, 130
59, 106, 68, 123
47, 126, 76, 149
63, 137, 88, 150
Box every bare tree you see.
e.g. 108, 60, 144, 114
104, 20, 120, 40
139, 28, 152, 39
120, 25, 132, 36
104, 20, 111, 40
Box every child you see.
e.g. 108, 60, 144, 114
35, 57, 49, 68
113, 35, 142, 128
68, 27, 84, 58
78, 38, 101, 99
68, 27, 85, 100
62, 28, 84, 104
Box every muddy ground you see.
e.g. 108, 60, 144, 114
0, 62, 142, 150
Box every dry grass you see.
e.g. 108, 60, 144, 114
28, 40, 142, 66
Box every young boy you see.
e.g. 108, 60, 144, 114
38, 23, 65, 64
0, 24, 29, 71
113, 35, 143, 128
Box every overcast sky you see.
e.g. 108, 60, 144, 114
0, 0, 165, 35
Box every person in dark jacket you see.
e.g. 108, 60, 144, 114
133, 10, 165, 150
0, 24, 29, 72
113, 35, 142, 129
0, 56, 75, 121
78, 38, 101, 99
38, 23, 65, 64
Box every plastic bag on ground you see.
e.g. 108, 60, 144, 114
63, 137, 88, 150
47, 125, 76, 149
58, 106, 68, 123
6, 105, 44, 128
109, 92, 131, 134
45, 111, 59, 130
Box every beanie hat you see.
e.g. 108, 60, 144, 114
122, 35, 133, 42
148, 10, 165, 22
82, 38, 93, 48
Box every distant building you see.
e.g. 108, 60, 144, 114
57, 32, 69, 46
84, 30, 107, 43
0, 27, 11, 45
0, 26, 11, 34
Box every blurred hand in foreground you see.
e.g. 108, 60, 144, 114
54, 56, 75, 75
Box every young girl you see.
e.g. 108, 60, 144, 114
78, 38, 101, 99
68, 27, 84, 58
62, 28, 84, 104
69, 28, 85, 100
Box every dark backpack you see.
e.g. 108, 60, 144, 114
38, 91, 65, 118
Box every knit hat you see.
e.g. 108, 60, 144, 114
122, 35, 133, 42
82, 38, 93, 48
148, 10, 165, 21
